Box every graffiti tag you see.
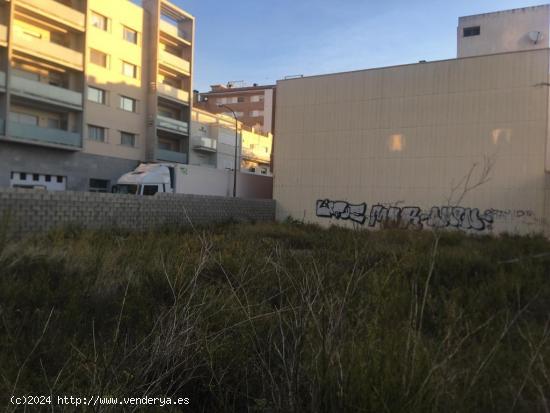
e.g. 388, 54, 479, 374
314, 199, 516, 231
316, 200, 368, 225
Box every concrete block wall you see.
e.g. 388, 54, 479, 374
0, 189, 275, 236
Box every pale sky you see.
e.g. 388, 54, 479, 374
172, 0, 547, 92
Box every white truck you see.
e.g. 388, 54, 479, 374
113, 163, 273, 199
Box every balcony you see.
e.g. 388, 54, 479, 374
157, 115, 188, 135
17, 0, 85, 31
0, 71, 5, 91
0, 24, 7, 46
8, 121, 81, 149
157, 149, 187, 164
157, 83, 190, 104
159, 19, 192, 44
193, 137, 217, 153
11, 76, 82, 110
241, 147, 270, 163
159, 50, 190, 75
12, 30, 83, 71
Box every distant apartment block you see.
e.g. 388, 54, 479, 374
0, 0, 195, 191
190, 108, 272, 176
196, 82, 276, 134
458, 4, 550, 57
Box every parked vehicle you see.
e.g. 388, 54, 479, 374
113, 163, 273, 199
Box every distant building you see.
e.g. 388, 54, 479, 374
196, 83, 276, 134
190, 108, 272, 176
458, 4, 550, 57
0, 0, 195, 191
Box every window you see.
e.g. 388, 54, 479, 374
143, 185, 159, 196
48, 72, 63, 87
88, 86, 106, 104
57, 176, 63, 183
90, 49, 108, 67
120, 131, 136, 147
158, 107, 177, 118
122, 61, 137, 78
158, 141, 172, 150
91, 12, 108, 31
47, 118, 60, 129
89, 179, 109, 193
250, 110, 264, 117
13, 68, 39, 81
120, 96, 137, 112
20, 173, 27, 180
50, 32, 68, 47
33, 174, 39, 181
162, 76, 180, 88
45, 175, 51, 182
251, 95, 264, 103
463, 26, 480, 37
237, 96, 245, 103
88, 125, 106, 142
123, 26, 138, 44
11, 112, 38, 126
218, 97, 238, 104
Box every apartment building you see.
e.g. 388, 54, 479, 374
196, 83, 276, 134
0, 0, 194, 191
190, 108, 272, 175
274, 6, 550, 235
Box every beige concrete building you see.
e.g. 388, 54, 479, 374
458, 5, 550, 58
196, 83, 276, 134
0, 0, 194, 191
190, 108, 272, 175
274, 48, 550, 235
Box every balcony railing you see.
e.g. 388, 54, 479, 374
157, 115, 189, 135
18, 0, 85, 31
157, 149, 187, 164
0, 24, 7, 45
159, 50, 190, 74
193, 137, 217, 152
8, 121, 81, 148
241, 147, 271, 163
157, 83, 190, 104
159, 19, 191, 44
11, 76, 83, 110
0, 71, 5, 90
12, 30, 83, 71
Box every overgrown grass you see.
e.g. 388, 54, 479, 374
0, 222, 549, 412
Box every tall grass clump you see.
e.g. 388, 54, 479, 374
0, 222, 549, 412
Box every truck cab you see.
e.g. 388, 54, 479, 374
113, 163, 175, 195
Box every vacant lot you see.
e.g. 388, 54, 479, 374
1, 222, 549, 412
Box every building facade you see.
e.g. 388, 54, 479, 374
458, 4, 550, 57
196, 83, 276, 134
0, 0, 194, 192
274, 47, 550, 235
190, 108, 272, 176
